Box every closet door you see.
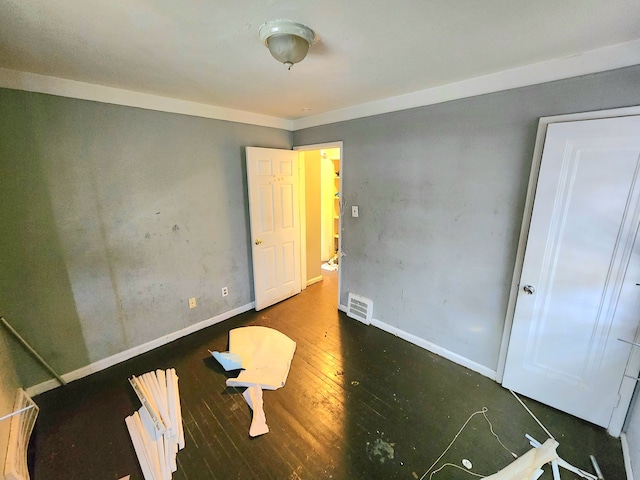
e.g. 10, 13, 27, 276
502, 115, 640, 434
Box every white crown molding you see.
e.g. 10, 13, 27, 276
293, 39, 640, 130
1, 39, 639, 132
0, 67, 293, 130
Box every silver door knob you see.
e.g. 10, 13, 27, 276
523, 285, 535, 295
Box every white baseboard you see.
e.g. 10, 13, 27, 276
364, 317, 497, 380
306, 275, 323, 287
622, 433, 635, 480
26, 302, 255, 397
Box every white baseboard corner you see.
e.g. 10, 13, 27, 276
369, 318, 497, 381
26, 302, 255, 397
622, 433, 635, 480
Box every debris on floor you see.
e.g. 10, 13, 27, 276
211, 326, 296, 437
208, 350, 242, 371
420, 393, 603, 480
484, 438, 558, 480
125, 369, 184, 480
243, 385, 269, 437
366, 437, 395, 464
526, 434, 599, 480
3, 389, 39, 480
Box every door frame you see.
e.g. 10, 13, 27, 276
293, 141, 344, 307
496, 105, 640, 435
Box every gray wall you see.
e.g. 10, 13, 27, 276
0, 89, 291, 386
293, 65, 640, 371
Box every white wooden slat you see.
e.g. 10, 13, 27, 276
130, 376, 165, 433
127, 369, 184, 479
138, 409, 162, 480
156, 370, 173, 435
125, 414, 155, 480
171, 370, 185, 450
142, 373, 171, 434
165, 372, 178, 472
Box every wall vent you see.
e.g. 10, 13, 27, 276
347, 293, 373, 324
4, 389, 39, 480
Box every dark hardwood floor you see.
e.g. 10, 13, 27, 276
29, 270, 625, 479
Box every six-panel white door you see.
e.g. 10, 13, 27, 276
246, 147, 301, 311
502, 115, 640, 431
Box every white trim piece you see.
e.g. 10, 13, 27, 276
26, 302, 255, 397
355, 303, 505, 381
622, 433, 635, 480
496, 105, 640, 383
299, 154, 308, 291
292, 141, 345, 151
0, 67, 292, 130
306, 275, 323, 287
293, 39, 640, 130
370, 318, 497, 380
4, 41, 638, 133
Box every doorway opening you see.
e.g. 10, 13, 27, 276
295, 142, 343, 309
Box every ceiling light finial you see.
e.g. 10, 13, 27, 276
259, 20, 315, 70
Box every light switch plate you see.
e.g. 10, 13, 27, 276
352, 206, 359, 217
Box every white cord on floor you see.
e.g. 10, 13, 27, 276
509, 389, 556, 441
419, 407, 517, 480
428, 463, 486, 480
420, 392, 559, 479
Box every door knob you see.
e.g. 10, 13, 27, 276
255, 239, 262, 245
523, 285, 536, 295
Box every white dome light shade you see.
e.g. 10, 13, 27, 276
259, 20, 315, 70
266, 34, 309, 67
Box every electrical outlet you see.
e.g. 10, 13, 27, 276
221, 287, 229, 297
352, 205, 359, 217
188, 297, 196, 309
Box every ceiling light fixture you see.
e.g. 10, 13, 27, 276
259, 20, 315, 70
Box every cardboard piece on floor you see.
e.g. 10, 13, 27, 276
224, 326, 296, 390
484, 438, 559, 480
243, 385, 269, 437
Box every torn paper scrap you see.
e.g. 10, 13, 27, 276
224, 326, 296, 390
243, 385, 269, 437
209, 350, 243, 371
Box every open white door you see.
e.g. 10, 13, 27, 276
502, 115, 640, 435
246, 147, 301, 311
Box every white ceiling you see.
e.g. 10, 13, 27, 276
1, 0, 639, 127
